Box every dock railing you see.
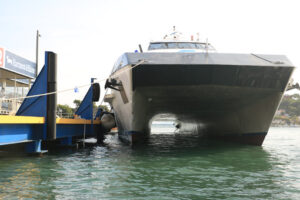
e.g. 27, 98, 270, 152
0, 98, 22, 115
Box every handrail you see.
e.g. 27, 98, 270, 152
286, 82, 300, 91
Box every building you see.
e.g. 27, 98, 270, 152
0, 46, 36, 115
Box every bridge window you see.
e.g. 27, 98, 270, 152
148, 43, 167, 50
148, 42, 211, 50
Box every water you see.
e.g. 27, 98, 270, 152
0, 127, 299, 199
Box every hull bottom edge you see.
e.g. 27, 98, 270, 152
207, 132, 267, 146
118, 130, 267, 146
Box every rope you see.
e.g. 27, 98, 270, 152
251, 53, 284, 64
99, 89, 108, 106
2, 59, 147, 101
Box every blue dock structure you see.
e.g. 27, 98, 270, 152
0, 51, 103, 153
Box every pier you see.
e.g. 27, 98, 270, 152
0, 51, 104, 153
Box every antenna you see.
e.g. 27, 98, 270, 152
36, 30, 41, 78
138, 44, 143, 53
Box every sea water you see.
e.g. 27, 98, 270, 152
0, 127, 299, 199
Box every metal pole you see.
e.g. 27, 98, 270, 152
139, 44, 143, 53
36, 30, 40, 78
83, 123, 86, 148
91, 78, 95, 136
14, 76, 16, 99
14, 76, 17, 113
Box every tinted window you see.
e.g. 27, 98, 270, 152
148, 43, 167, 50
148, 42, 214, 50
177, 43, 195, 49
166, 43, 178, 48
195, 43, 205, 49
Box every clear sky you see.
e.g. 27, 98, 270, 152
1, 0, 300, 105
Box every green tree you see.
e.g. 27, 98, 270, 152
99, 105, 109, 112
73, 99, 82, 109
57, 104, 74, 118
277, 94, 300, 125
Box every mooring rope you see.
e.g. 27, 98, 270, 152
99, 89, 108, 106
2, 59, 147, 101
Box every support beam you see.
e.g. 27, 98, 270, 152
59, 137, 73, 146
25, 140, 47, 154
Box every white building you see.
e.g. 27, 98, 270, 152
0, 46, 36, 115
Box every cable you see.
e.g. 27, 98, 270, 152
99, 89, 108, 106
2, 59, 147, 101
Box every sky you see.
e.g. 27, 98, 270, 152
1, 0, 300, 106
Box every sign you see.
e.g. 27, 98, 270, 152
0, 48, 4, 67
4, 50, 36, 78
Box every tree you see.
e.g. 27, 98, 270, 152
73, 99, 82, 109
276, 94, 300, 125
57, 104, 74, 118
99, 105, 109, 112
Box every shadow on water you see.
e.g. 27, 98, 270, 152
0, 127, 299, 199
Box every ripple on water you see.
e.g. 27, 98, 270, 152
0, 128, 299, 199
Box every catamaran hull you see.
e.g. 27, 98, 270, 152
107, 53, 294, 145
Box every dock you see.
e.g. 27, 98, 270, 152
0, 51, 104, 154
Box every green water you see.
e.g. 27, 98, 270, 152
0, 127, 299, 199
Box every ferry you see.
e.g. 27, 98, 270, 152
104, 27, 295, 145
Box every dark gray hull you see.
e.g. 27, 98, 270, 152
108, 53, 295, 145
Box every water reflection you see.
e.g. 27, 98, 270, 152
111, 133, 282, 199
0, 158, 60, 199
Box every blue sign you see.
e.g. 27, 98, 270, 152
4, 50, 36, 78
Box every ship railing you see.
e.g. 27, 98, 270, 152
56, 112, 75, 119
287, 82, 300, 91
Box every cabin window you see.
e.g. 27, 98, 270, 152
166, 43, 177, 48
195, 43, 206, 49
148, 43, 167, 50
148, 42, 214, 50
178, 43, 197, 49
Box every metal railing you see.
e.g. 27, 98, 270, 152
56, 112, 75, 119
0, 98, 22, 115
287, 82, 300, 91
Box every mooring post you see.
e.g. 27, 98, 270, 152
46, 52, 57, 140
